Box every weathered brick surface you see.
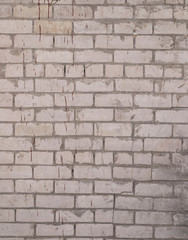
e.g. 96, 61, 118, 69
0, 0, 187, 239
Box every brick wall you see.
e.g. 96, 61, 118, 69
0, 0, 187, 239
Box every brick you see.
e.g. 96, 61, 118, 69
15, 180, 53, 193
15, 94, 53, 107
174, 6, 188, 20
114, 211, 133, 224
56, 210, 93, 223
74, 166, 111, 179
0, 20, 32, 33
0, 138, 32, 151
76, 195, 113, 208
55, 93, 93, 106
56, 151, 74, 165
95, 181, 132, 194
135, 6, 172, 19
95, 152, 113, 165
125, 65, 144, 77
36, 79, 74, 92
145, 65, 163, 78
105, 65, 123, 77
136, 211, 172, 225
155, 80, 188, 93
95, 210, 113, 223
95, 94, 132, 107
135, 124, 172, 137
0, 94, 13, 107
36, 224, 74, 236
14, 5, 52, 18
36, 109, 74, 122
75, 0, 104, 3
75, 50, 112, 63
54, 6, 93, 19
0, 5, 12, 17
66, 65, 84, 77
16, 209, 54, 222
114, 51, 152, 63
96, 36, 133, 49
156, 51, 188, 64
55, 35, 93, 49
34, 20, 72, 34
76, 109, 113, 121
144, 138, 181, 152
34, 166, 71, 179
0, 194, 34, 208
16, 152, 53, 165
0, 224, 34, 237
85, 64, 103, 77
65, 138, 102, 150
26, 64, 44, 77
15, 123, 53, 136
105, 138, 143, 151
14, 35, 53, 49
35, 138, 62, 150
114, 153, 132, 165
135, 183, 172, 196
136, 36, 173, 49
155, 227, 188, 239
76, 224, 113, 237
134, 153, 152, 165
176, 36, 188, 49
76, 79, 113, 92
0, 166, 32, 179
74, 21, 112, 34
34, 50, 73, 63
36, 195, 74, 208
75, 152, 93, 164
115, 22, 152, 34
113, 167, 151, 181
0, 49, 32, 63
154, 21, 186, 34
94, 6, 133, 19
116, 226, 152, 238
116, 79, 153, 92
55, 181, 93, 193
0, 79, 33, 92
174, 125, 188, 137
95, 123, 132, 137
45, 64, 64, 77
164, 66, 182, 78
154, 198, 184, 211
153, 153, 171, 165
55, 123, 93, 136
156, 110, 188, 123
5, 64, 23, 78
115, 109, 153, 122
0, 180, 14, 192
0, 210, 14, 222
0, 152, 13, 164
116, 196, 153, 210
0, 35, 12, 47
134, 94, 171, 107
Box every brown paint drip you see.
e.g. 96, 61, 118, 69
60, 154, 63, 164
64, 95, 68, 111
38, 0, 41, 20
30, 147, 33, 162
47, 0, 50, 18
39, 25, 42, 42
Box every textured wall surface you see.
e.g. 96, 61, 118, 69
0, 0, 187, 239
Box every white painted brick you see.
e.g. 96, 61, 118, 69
115, 50, 152, 63
76, 79, 113, 92
0, 223, 34, 237
16, 152, 53, 165
0, 210, 14, 222
55, 123, 93, 136
144, 138, 181, 152
154, 21, 186, 34
95, 210, 113, 223
136, 211, 172, 225
36, 195, 74, 208
0, 20, 32, 33
114, 211, 133, 224
0, 152, 13, 164
94, 6, 133, 19
95, 152, 113, 165
95, 181, 133, 194
85, 64, 103, 77
0, 94, 13, 107
96, 36, 133, 49
114, 153, 132, 165
136, 36, 173, 49
75, 152, 93, 164
76, 109, 113, 121
74, 166, 111, 179
56, 210, 93, 223
116, 226, 152, 238
36, 109, 74, 122
15, 180, 53, 193
95, 123, 132, 137
134, 153, 152, 165
0, 180, 14, 192
14, 5, 52, 18
95, 94, 132, 107
105, 138, 143, 151
16, 209, 54, 222
134, 94, 171, 108
116, 196, 153, 210
116, 109, 153, 122
74, 21, 112, 34
55, 181, 93, 193
36, 224, 74, 236
56, 151, 74, 165
5, 64, 23, 78
75, 50, 112, 63
76, 195, 113, 208
135, 183, 173, 196
135, 6, 172, 19
125, 65, 144, 78
34, 166, 71, 179
15, 123, 53, 136
76, 224, 113, 237
116, 79, 153, 92
135, 124, 172, 137
35, 50, 73, 63
0, 194, 34, 208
